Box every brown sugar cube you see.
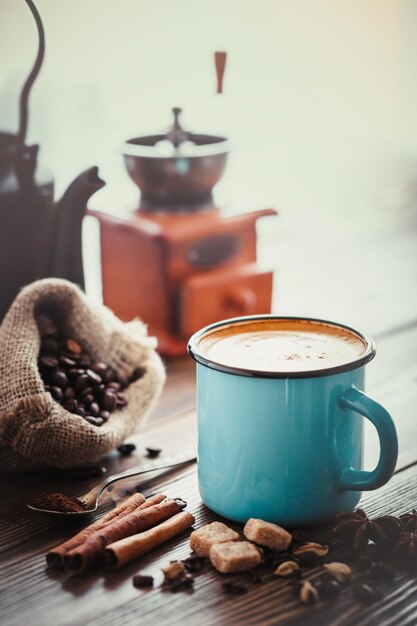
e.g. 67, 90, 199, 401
243, 518, 292, 551
209, 541, 263, 573
189, 521, 240, 557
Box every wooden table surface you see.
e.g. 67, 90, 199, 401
1, 215, 417, 626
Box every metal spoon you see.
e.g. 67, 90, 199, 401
27, 453, 196, 517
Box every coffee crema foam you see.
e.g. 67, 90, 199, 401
198, 319, 366, 373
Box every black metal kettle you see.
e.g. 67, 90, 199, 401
0, 0, 104, 321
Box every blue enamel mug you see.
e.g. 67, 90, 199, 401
188, 316, 398, 527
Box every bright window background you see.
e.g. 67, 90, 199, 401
1, 0, 416, 332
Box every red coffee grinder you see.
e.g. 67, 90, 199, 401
89, 54, 277, 357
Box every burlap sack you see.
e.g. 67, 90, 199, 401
0, 279, 166, 471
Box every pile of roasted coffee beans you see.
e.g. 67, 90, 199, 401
38, 333, 144, 427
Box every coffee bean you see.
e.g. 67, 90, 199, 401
64, 386, 75, 399
69, 368, 85, 378
50, 386, 64, 402
146, 447, 162, 458
99, 410, 110, 420
80, 386, 94, 398
50, 370, 69, 389
75, 374, 89, 392
66, 339, 82, 354
91, 362, 107, 374
40, 355, 59, 369
102, 368, 114, 383
117, 443, 136, 456
83, 394, 94, 405
42, 338, 59, 353
79, 358, 91, 368
89, 402, 100, 417
75, 406, 86, 418
63, 399, 78, 412
102, 390, 117, 411
317, 579, 340, 599
168, 573, 194, 592
133, 574, 154, 588
86, 369, 102, 385
183, 555, 208, 573
107, 382, 121, 391
247, 572, 263, 584
116, 392, 128, 407
117, 375, 129, 388
70, 465, 107, 479
222, 582, 247, 595
59, 356, 77, 368
85, 416, 104, 426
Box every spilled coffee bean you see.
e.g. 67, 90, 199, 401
117, 443, 136, 456
168, 574, 194, 592
183, 555, 208, 573
133, 574, 154, 588
247, 572, 262, 584
146, 447, 162, 458
69, 465, 107, 479
222, 582, 247, 595
317, 578, 341, 599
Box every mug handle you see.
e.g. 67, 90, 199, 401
338, 385, 398, 490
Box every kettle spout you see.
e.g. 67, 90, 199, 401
50, 166, 105, 288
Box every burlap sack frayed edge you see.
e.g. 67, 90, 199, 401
0, 279, 166, 471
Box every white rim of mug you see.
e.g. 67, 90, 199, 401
187, 315, 376, 379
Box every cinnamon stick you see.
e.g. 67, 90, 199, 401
105, 511, 195, 569
65, 497, 183, 573
46, 492, 148, 567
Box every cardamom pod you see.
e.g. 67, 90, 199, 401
299, 580, 319, 605
293, 542, 329, 557
324, 561, 352, 582
274, 560, 300, 577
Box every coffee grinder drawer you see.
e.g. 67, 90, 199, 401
179, 264, 273, 337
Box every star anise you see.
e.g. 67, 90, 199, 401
399, 509, 417, 533
333, 509, 402, 550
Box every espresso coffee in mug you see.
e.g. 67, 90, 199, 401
188, 316, 398, 527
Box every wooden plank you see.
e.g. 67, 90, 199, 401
1, 465, 417, 626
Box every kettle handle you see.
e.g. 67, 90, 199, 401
50, 167, 105, 289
